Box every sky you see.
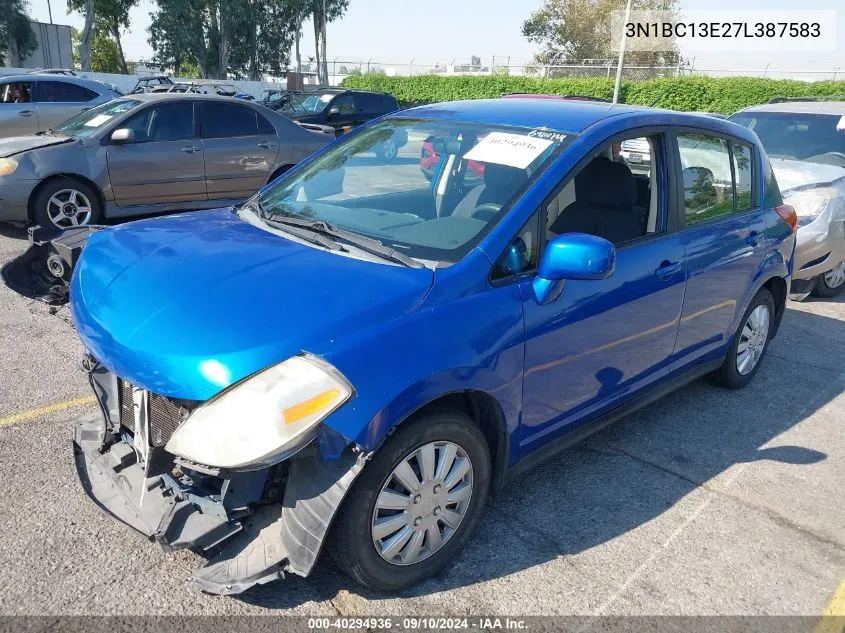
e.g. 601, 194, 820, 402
24, 0, 845, 76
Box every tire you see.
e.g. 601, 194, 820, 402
710, 287, 775, 389
268, 164, 293, 184
32, 177, 102, 230
811, 261, 845, 298
329, 407, 491, 591
376, 138, 398, 161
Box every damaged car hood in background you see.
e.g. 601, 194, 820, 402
0, 134, 72, 157
770, 158, 845, 193
71, 208, 434, 401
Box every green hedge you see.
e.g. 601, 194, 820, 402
340, 74, 845, 114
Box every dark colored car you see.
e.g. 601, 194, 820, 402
279, 88, 407, 157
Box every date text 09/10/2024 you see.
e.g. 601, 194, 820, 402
307, 617, 527, 630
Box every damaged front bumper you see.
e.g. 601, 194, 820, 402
72, 390, 366, 595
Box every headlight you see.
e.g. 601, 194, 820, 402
165, 355, 353, 469
785, 188, 843, 227
0, 158, 18, 176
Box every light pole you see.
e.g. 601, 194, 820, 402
612, 0, 633, 104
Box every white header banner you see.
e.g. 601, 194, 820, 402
610, 10, 837, 53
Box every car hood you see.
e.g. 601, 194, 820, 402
0, 134, 71, 157
70, 209, 434, 401
771, 158, 845, 193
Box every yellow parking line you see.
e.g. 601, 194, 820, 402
0, 396, 95, 428
815, 579, 845, 633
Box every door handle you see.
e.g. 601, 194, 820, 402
746, 231, 761, 246
257, 141, 275, 149
655, 261, 682, 280
18, 110, 33, 117
180, 145, 201, 154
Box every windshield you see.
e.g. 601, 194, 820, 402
284, 93, 334, 114
54, 99, 142, 138
730, 111, 845, 167
254, 118, 571, 263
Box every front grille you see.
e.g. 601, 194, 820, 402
118, 379, 195, 447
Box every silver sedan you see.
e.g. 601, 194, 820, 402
0, 94, 333, 229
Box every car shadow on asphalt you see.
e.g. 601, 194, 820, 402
236, 302, 845, 610
0, 223, 28, 240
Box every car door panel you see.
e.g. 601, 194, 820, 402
0, 80, 38, 135
203, 136, 278, 199
106, 101, 206, 207
200, 102, 279, 200
672, 211, 767, 365
518, 237, 686, 456
671, 132, 768, 367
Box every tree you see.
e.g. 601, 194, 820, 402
148, 0, 299, 79
311, 0, 348, 84
71, 24, 123, 72
0, 0, 37, 67
522, 0, 680, 66
69, 0, 137, 73
470, 54, 481, 69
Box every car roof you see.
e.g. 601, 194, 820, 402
1, 73, 115, 93
737, 101, 845, 116
122, 93, 254, 103
394, 98, 656, 133
392, 98, 761, 143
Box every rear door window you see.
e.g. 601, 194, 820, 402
731, 141, 755, 212
203, 102, 261, 138
35, 81, 99, 103
677, 132, 735, 226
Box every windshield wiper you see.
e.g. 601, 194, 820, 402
244, 201, 346, 252
257, 206, 424, 269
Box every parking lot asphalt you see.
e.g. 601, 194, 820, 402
0, 222, 843, 618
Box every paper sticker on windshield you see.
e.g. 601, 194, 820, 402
84, 114, 113, 127
837, 116, 845, 132
463, 132, 554, 169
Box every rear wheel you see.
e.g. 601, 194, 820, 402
812, 261, 845, 298
710, 288, 775, 389
32, 177, 102, 230
329, 408, 490, 590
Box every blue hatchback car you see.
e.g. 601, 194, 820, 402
70, 99, 796, 595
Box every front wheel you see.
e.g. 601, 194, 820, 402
710, 287, 775, 389
328, 408, 491, 590
812, 261, 845, 298
32, 177, 102, 230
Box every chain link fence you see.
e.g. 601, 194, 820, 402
321, 58, 845, 86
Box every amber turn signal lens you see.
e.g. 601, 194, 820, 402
775, 204, 798, 232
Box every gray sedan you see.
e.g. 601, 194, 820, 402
0, 94, 332, 229
0, 74, 122, 137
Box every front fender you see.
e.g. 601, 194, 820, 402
311, 250, 525, 461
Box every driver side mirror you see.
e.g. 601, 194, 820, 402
328, 106, 341, 117
533, 233, 616, 304
110, 128, 135, 144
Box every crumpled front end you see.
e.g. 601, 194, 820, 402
72, 359, 366, 595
